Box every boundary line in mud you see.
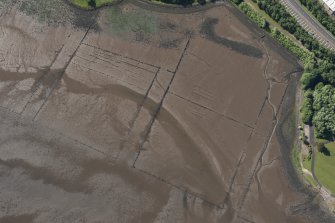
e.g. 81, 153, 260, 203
32, 13, 99, 121
82, 50, 157, 74
19, 45, 67, 116
3, 0, 331, 217
42, 123, 111, 158
169, 91, 254, 129
134, 165, 225, 209
69, 60, 150, 91
124, 39, 231, 209
127, 38, 230, 209
0, 105, 110, 159
81, 43, 160, 69
115, 67, 161, 160
129, 67, 161, 131
132, 39, 190, 167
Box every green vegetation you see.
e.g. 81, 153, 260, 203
300, 72, 321, 90
270, 28, 314, 65
106, 8, 158, 36
151, 0, 207, 6
232, 0, 243, 4
292, 145, 302, 172
19, 0, 96, 28
0, 0, 12, 18
300, 90, 314, 124
299, 0, 335, 38
301, 145, 317, 188
239, 2, 268, 29
326, 142, 335, 150
314, 142, 335, 194
305, 174, 318, 187
257, 0, 335, 63
312, 85, 335, 139
71, 0, 113, 9
20, 0, 72, 24
302, 142, 335, 192
303, 152, 312, 172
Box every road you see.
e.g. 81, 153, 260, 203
280, 0, 335, 51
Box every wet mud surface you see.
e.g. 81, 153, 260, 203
0, 0, 334, 222
200, 18, 263, 58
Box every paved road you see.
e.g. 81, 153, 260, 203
280, 0, 335, 51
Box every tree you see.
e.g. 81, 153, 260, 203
322, 71, 335, 86
316, 141, 330, 156
161, 0, 194, 6
312, 85, 335, 139
300, 90, 314, 124
300, 72, 320, 90
88, 0, 96, 8
232, 0, 243, 4
197, 0, 206, 5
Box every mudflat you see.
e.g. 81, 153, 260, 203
0, 0, 333, 222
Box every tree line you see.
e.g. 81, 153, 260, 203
299, 0, 335, 38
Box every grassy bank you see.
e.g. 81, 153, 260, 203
303, 153, 312, 172
292, 145, 302, 172
306, 174, 318, 187
71, 0, 113, 9
149, 0, 206, 6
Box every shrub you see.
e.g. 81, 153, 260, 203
321, 72, 335, 86
300, 90, 314, 124
231, 0, 243, 4
239, 2, 269, 29
88, 0, 96, 8
270, 28, 314, 65
300, 72, 321, 90
316, 141, 330, 156
312, 85, 335, 139
161, 0, 194, 6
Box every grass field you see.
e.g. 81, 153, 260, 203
314, 142, 335, 194
302, 153, 312, 172
71, 0, 113, 9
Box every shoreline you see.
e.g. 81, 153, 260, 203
276, 71, 335, 221
65, 0, 220, 12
